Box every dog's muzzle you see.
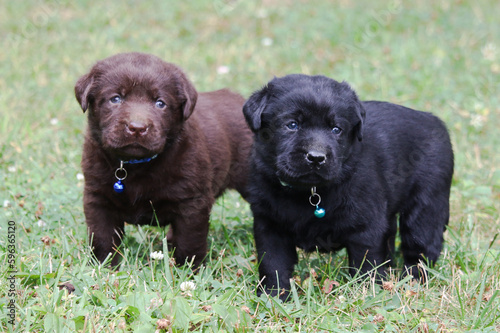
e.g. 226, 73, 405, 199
306, 150, 327, 167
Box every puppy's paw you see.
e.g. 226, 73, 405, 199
257, 286, 290, 302
402, 264, 428, 283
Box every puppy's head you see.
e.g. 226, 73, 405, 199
75, 52, 197, 160
243, 74, 365, 187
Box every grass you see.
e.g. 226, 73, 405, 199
1, 0, 499, 331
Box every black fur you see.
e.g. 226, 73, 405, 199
243, 74, 454, 300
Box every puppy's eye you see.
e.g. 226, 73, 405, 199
155, 100, 167, 109
110, 95, 122, 104
286, 121, 299, 131
332, 127, 342, 135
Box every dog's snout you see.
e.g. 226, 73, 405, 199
306, 151, 327, 165
126, 121, 149, 136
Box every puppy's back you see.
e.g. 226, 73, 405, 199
193, 89, 252, 196
362, 100, 454, 200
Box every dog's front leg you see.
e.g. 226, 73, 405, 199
169, 197, 211, 269
84, 201, 125, 267
254, 215, 297, 301
346, 238, 388, 281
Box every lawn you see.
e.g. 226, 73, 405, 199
1, 0, 499, 332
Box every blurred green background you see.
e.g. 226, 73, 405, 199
1, 0, 499, 331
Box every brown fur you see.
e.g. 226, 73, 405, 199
75, 52, 252, 267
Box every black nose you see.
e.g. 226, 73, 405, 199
126, 121, 149, 136
306, 151, 327, 165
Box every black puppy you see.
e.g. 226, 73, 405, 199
243, 74, 454, 300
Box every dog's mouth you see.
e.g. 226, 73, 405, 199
276, 168, 331, 188
110, 142, 161, 160
275, 155, 343, 188
275, 149, 344, 188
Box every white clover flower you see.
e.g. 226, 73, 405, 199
50, 118, 59, 126
256, 9, 268, 18
76, 173, 84, 181
470, 114, 485, 129
217, 65, 230, 75
3, 200, 11, 208
261, 37, 273, 46
481, 42, 497, 61
37, 220, 47, 227
180, 281, 196, 296
150, 251, 164, 260
8, 166, 16, 173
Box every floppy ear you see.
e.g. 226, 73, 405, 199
74, 73, 94, 113
243, 85, 270, 132
353, 102, 366, 141
176, 72, 198, 120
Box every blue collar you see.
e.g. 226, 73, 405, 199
122, 154, 158, 165
113, 154, 159, 193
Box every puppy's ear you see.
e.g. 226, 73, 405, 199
243, 85, 270, 132
74, 73, 94, 113
353, 102, 366, 141
177, 72, 198, 120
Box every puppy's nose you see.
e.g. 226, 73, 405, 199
306, 151, 327, 165
126, 121, 149, 136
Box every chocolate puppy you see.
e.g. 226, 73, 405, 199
75, 52, 252, 267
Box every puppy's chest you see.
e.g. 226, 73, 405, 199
113, 187, 185, 226
281, 199, 357, 252
120, 199, 177, 226
293, 219, 346, 252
